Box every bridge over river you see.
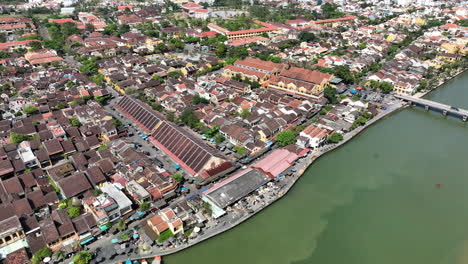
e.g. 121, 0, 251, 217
395, 94, 468, 121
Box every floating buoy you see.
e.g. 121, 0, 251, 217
437, 184, 443, 187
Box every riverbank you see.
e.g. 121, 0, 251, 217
414, 67, 467, 98
107, 68, 466, 263
106, 100, 406, 264
165, 70, 468, 264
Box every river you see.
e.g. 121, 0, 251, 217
166, 72, 468, 264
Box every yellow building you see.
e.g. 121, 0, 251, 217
222, 65, 268, 83
441, 42, 463, 54
414, 17, 426, 26
436, 53, 459, 63
267, 67, 333, 98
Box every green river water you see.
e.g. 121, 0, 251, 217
166, 72, 468, 264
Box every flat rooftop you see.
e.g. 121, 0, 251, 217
204, 168, 269, 209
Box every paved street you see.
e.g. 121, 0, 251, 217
80, 89, 406, 264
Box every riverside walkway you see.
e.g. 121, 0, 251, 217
395, 94, 468, 121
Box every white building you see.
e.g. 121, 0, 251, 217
297, 125, 332, 149
18, 141, 38, 168
100, 182, 133, 216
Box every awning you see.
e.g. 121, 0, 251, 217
80, 237, 95, 245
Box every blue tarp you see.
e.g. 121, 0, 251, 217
186, 194, 196, 200
350, 88, 357, 94
173, 164, 180, 169
111, 238, 119, 243
125, 260, 132, 264
133, 233, 139, 239
80, 237, 95, 245
100, 225, 109, 231
291, 168, 297, 172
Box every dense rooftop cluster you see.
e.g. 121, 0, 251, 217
0, 0, 465, 262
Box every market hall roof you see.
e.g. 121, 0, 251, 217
151, 120, 231, 176
115, 96, 161, 133
203, 168, 269, 208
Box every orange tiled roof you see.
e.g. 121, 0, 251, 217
224, 65, 267, 79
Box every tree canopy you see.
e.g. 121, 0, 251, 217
276, 130, 296, 147
23, 105, 38, 116
180, 109, 200, 128
327, 132, 343, 143
321, 3, 345, 19
192, 94, 209, 105
10, 132, 34, 144
31, 248, 52, 264
67, 207, 81, 218
72, 251, 93, 264
70, 118, 81, 128
323, 87, 339, 104
140, 201, 151, 211
298, 31, 317, 42
79, 58, 99, 76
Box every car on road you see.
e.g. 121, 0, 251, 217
152, 158, 164, 167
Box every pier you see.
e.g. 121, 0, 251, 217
395, 94, 468, 121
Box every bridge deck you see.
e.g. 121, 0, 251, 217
395, 94, 468, 117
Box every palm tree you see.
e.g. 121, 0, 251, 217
54, 249, 65, 262
117, 219, 127, 230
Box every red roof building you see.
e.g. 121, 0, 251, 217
197, 31, 218, 38
208, 21, 277, 40
252, 149, 299, 178
313, 15, 356, 25
147, 208, 183, 235
182, 2, 203, 11
0, 40, 40, 51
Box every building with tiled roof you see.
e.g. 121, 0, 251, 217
208, 21, 278, 40
297, 124, 332, 149
182, 2, 203, 10
116, 96, 233, 183
57, 172, 92, 198
311, 15, 357, 26
223, 58, 287, 84
266, 67, 333, 98
48, 18, 85, 30
147, 207, 183, 236
24, 49, 63, 66
252, 148, 299, 179
0, 40, 41, 52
